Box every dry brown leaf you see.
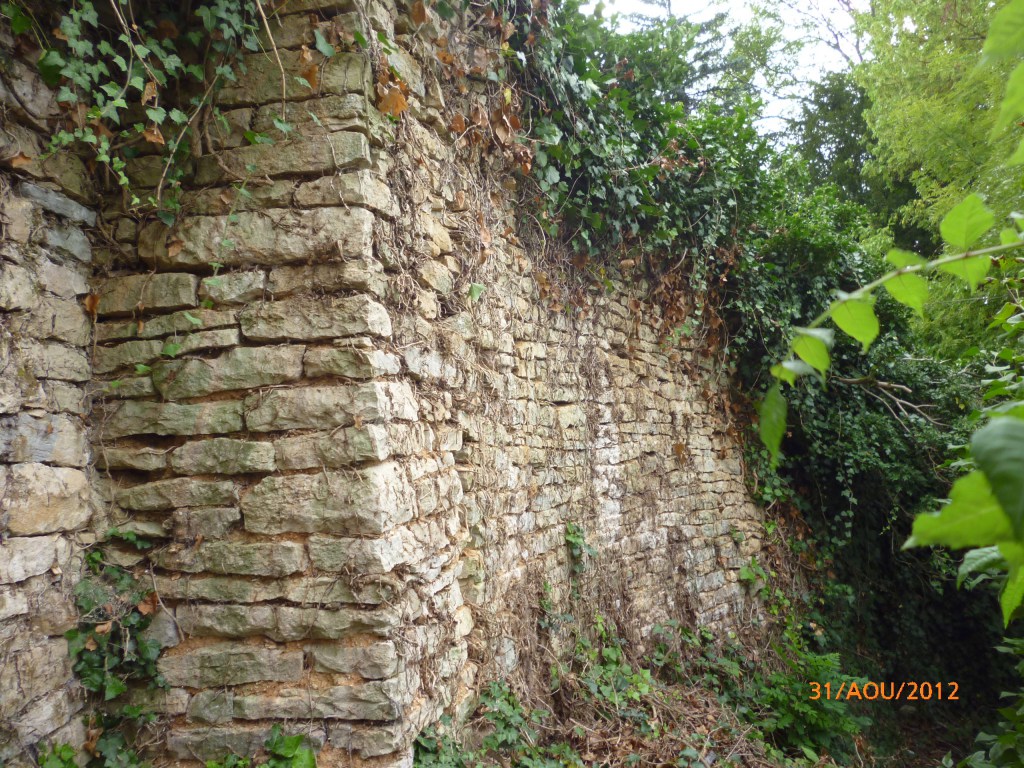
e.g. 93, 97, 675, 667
619, 258, 635, 269
449, 112, 467, 134
95, 620, 113, 635
137, 592, 158, 616
300, 44, 314, 64
411, 0, 428, 25
83, 636, 98, 651
155, 19, 180, 40
136, 319, 145, 334
141, 80, 158, 105
454, 190, 466, 209
377, 84, 408, 117
7, 152, 33, 168
300, 63, 319, 89
167, 238, 184, 258
83, 294, 100, 318
142, 125, 165, 145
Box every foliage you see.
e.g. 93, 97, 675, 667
205, 725, 318, 768
30, 0, 265, 218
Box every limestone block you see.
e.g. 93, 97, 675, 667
43, 224, 91, 262
170, 507, 240, 539
140, 207, 373, 268
149, 540, 306, 576
274, 425, 390, 469
253, 93, 369, 135
93, 340, 164, 374
166, 726, 324, 762
1, 464, 91, 534
9, 687, 81, 742
116, 478, 238, 511
15, 181, 95, 225
96, 309, 238, 342
102, 400, 244, 438
195, 132, 369, 185
158, 644, 304, 688
176, 603, 398, 640
231, 683, 399, 721
151, 345, 305, 399
328, 721, 409, 758
307, 529, 419, 573
38, 260, 88, 298
15, 340, 90, 382
152, 574, 393, 605
294, 171, 399, 218
216, 50, 371, 106
416, 260, 454, 295
239, 296, 391, 341
245, 382, 417, 431
0, 535, 68, 584
95, 273, 198, 317
11, 296, 90, 345
303, 347, 401, 378
0, 413, 88, 466
95, 446, 169, 472
171, 438, 276, 475
241, 462, 414, 535
308, 642, 398, 679
0, 588, 29, 620
198, 271, 266, 305
267, 258, 387, 298
0, 263, 36, 310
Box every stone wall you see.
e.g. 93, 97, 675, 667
0, 29, 97, 762
0, 2, 763, 766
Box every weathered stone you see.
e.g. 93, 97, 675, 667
149, 540, 306, 576
231, 683, 399, 721
170, 507, 241, 539
0, 588, 29, 621
239, 296, 391, 341
245, 382, 417, 432
153, 574, 393, 605
152, 345, 305, 399
182, 179, 295, 214
43, 224, 91, 262
102, 400, 244, 438
171, 438, 276, 475
15, 181, 96, 225
195, 132, 369, 185
266, 258, 387, 298
95, 446, 168, 471
294, 171, 398, 217
308, 642, 398, 679
242, 462, 414, 535
0, 413, 87, 466
15, 340, 90, 381
117, 478, 237, 511
11, 296, 90, 345
216, 50, 371, 105
253, 93, 368, 135
328, 721, 409, 758
140, 207, 373, 268
177, 603, 398, 640
0, 535, 67, 584
96, 309, 238, 342
304, 347, 401, 378
0, 263, 36, 310
188, 690, 233, 724
158, 644, 303, 688
37, 260, 89, 298
198, 271, 266, 305
95, 273, 198, 317
93, 340, 164, 374
274, 425, 390, 470
166, 726, 324, 762
103, 376, 156, 398
307, 529, 419, 573
1, 464, 91, 534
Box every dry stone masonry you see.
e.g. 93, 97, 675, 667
0, 1, 764, 765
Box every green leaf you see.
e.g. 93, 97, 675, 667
182, 311, 203, 327
468, 283, 485, 302
988, 302, 1017, 329
291, 749, 317, 768
791, 327, 832, 375
104, 676, 128, 701
6, 4, 30, 34
996, 62, 1024, 134
314, 29, 335, 58
1001, 228, 1021, 245
972, 417, 1024, 537
884, 248, 926, 268
1002, 563, 1024, 626
161, 341, 182, 358
134, 363, 152, 375
905, 471, 1013, 550
1010, 137, 1024, 166
38, 49, 65, 87
939, 254, 990, 291
145, 106, 167, 124
757, 384, 786, 469
884, 273, 929, 317
829, 298, 879, 352
939, 193, 994, 251
983, 0, 1024, 61
957, 546, 1005, 587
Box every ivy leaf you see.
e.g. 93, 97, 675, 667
38, 49, 65, 87
291, 750, 317, 768
957, 546, 1005, 587
468, 283, 485, 302
983, 0, 1024, 61
885, 273, 929, 317
757, 384, 786, 469
905, 470, 1012, 549
972, 417, 1024, 537
791, 327, 832, 375
939, 193, 994, 251
829, 297, 879, 352
161, 341, 182, 358
314, 29, 335, 58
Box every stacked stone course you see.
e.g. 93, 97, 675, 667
0, 0, 764, 765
